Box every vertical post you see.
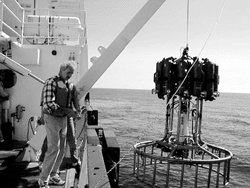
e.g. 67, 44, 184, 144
136, 151, 140, 178
0, 0, 3, 35
150, 145, 154, 164
142, 156, 146, 182
201, 153, 205, 167
227, 159, 231, 184
194, 164, 198, 188
79, 11, 89, 85
170, 97, 174, 132
47, 10, 50, 45
216, 163, 220, 187
21, 7, 25, 45
165, 162, 171, 188
152, 159, 157, 185
198, 99, 203, 136
160, 149, 163, 163
165, 95, 169, 136
133, 150, 136, 174
194, 99, 200, 143
207, 163, 212, 188
176, 96, 182, 143
180, 164, 185, 187
79, 6, 86, 46
223, 161, 227, 185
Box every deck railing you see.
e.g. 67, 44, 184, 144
0, 0, 86, 46
0, 0, 23, 40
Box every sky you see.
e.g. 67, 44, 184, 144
84, 0, 250, 94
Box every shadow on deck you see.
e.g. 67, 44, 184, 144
0, 141, 75, 188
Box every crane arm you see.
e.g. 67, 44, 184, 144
76, 0, 166, 100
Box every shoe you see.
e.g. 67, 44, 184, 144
38, 179, 49, 188
49, 174, 65, 186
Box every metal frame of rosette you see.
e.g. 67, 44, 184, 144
133, 49, 233, 187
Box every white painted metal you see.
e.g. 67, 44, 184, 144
76, 0, 166, 100
0, 0, 87, 141
0, 52, 31, 76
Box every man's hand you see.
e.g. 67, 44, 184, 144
54, 103, 60, 110
76, 111, 81, 120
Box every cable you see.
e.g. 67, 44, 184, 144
167, 0, 226, 107
186, 0, 190, 47
76, 112, 87, 140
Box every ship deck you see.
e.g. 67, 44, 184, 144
0, 141, 76, 188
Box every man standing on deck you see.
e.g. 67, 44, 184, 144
38, 60, 80, 188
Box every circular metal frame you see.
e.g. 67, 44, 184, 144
133, 140, 233, 188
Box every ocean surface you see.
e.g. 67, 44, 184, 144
89, 88, 250, 188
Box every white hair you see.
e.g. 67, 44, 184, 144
59, 60, 77, 71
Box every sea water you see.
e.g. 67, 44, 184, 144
89, 88, 250, 188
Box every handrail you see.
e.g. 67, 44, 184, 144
21, 6, 85, 44
0, 0, 23, 39
23, 7, 85, 14
0, 0, 85, 46
21, 5, 24, 44
0, 1, 3, 32
1, 22, 21, 37
14, 0, 23, 9
3, 3, 22, 23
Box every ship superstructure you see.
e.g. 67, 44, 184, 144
0, 0, 88, 142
